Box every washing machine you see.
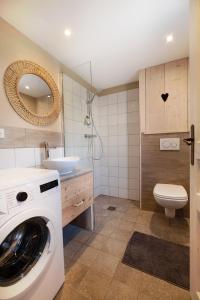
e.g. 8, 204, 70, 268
0, 168, 65, 300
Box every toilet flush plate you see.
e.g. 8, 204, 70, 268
160, 138, 180, 151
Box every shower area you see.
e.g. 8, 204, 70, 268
62, 62, 140, 201
62, 62, 102, 197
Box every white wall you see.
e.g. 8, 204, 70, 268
96, 89, 140, 200
0, 147, 64, 169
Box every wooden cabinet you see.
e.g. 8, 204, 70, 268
61, 172, 93, 227
139, 58, 188, 134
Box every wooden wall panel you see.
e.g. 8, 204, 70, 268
141, 132, 190, 216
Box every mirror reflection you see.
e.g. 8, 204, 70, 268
18, 74, 53, 115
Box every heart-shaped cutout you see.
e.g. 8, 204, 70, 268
161, 93, 169, 102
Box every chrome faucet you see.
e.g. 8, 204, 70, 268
44, 141, 50, 159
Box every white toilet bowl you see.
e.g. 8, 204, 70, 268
153, 184, 188, 218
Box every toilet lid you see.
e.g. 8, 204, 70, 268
153, 184, 188, 200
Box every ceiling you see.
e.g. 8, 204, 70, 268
0, 0, 189, 90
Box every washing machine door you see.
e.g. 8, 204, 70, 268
0, 209, 56, 300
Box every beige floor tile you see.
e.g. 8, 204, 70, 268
73, 229, 94, 244
138, 291, 162, 300
113, 263, 142, 289
140, 273, 172, 300
122, 207, 140, 223
63, 240, 84, 270
86, 233, 108, 250
77, 270, 112, 300
74, 246, 100, 267
118, 219, 136, 232
134, 223, 152, 235
169, 284, 191, 300
65, 262, 89, 288
63, 240, 82, 260
90, 251, 120, 277
110, 227, 132, 242
97, 223, 116, 237
101, 237, 127, 258
62, 196, 190, 300
104, 279, 139, 300
55, 282, 89, 300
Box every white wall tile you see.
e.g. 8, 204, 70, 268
108, 157, 118, 167
100, 176, 108, 186
15, 148, 35, 168
108, 104, 118, 115
119, 188, 128, 199
109, 176, 118, 187
0, 149, 15, 169
101, 186, 109, 195
118, 178, 128, 189
108, 94, 117, 105
108, 115, 118, 126
118, 91, 127, 103
109, 187, 119, 197
109, 166, 118, 177
118, 167, 128, 178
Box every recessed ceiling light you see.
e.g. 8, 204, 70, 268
64, 28, 71, 37
25, 85, 30, 90
166, 34, 174, 43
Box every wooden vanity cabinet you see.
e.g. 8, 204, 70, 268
61, 172, 93, 227
139, 58, 188, 134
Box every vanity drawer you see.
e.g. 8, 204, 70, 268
61, 172, 93, 227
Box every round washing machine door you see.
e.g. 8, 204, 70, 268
0, 209, 56, 300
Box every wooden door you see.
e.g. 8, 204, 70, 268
145, 64, 165, 134
165, 58, 188, 133
189, 1, 200, 299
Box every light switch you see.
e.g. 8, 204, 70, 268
0, 128, 5, 139
160, 138, 180, 151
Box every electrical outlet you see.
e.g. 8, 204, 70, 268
0, 129, 5, 139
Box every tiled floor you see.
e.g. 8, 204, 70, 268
55, 195, 190, 300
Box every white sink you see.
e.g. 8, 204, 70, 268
43, 156, 80, 175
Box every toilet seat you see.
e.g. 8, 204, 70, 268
153, 184, 188, 201
154, 195, 188, 201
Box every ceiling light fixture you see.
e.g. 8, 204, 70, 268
25, 85, 30, 90
166, 34, 174, 43
64, 28, 71, 37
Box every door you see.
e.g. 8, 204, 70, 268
165, 58, 188, 133
0, 209, 56, 300
145, 64, 165, 133
190, 1, 200, 299
0, 217, 49, 287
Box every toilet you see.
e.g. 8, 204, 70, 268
153, 184, 188, 218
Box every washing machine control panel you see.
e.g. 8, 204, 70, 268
2, 184, 34, 212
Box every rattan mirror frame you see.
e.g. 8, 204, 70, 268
4, 60, 61, 126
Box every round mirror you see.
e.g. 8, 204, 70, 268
18, 74, 53, 116
4, 60, 61, 126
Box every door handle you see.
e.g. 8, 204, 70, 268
183, 124, 195, 165
183, 138, 194, 146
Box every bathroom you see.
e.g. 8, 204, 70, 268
0, 1, 199, 300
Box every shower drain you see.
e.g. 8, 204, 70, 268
107, 206, 116, 211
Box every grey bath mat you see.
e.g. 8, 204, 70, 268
122, 231, 189, 290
